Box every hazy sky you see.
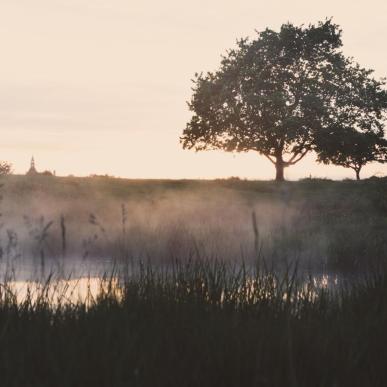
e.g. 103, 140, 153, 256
1, 0, 387, 179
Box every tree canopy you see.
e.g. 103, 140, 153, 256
181, 20, 387, 181
316, 129, 387, 180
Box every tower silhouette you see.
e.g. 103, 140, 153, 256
26, 156, 38, 175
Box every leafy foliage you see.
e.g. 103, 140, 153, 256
316, 128, 387, 179
181, 20, 387, 180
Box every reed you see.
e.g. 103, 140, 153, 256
0, 260, 386, 386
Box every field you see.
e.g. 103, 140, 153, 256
0, 175, 386, 386
0, 174, 386, 272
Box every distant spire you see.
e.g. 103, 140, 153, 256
26, 156, 38, 175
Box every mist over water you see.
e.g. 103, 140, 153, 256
0, 177, 310, 280
0, 176, 385, 284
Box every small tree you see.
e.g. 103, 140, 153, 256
41, 170, 54, 176
0, 161, 12, 176
316, 129, 387, 180
181, 20, 387, 181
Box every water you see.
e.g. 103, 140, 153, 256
0, 256, 125, 305
0, 256, 346, 306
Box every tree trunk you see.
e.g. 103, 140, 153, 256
275, 159, 285, 181
355, 168, 361, 180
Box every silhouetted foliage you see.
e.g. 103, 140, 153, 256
0, 161, 12, 176
316, 129, 387, 180
41, 170, 54, 176
181, 20, 387, 181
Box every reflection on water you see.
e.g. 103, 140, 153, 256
313, 274, 339, 288
4, 275, 341, 307
0, 256, 125, 306
0, 257, 344, 306
0, 256, 120, 282
5, 277, 123, 306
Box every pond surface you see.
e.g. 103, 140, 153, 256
0, 256, 348, 306
0, 256, 124, 305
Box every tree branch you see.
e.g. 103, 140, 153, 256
287, 141, 308, 164
286, 149, 309, 165
264, 154, 276, 165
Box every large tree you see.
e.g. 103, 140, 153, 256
316, 128, 387, 180
181, 20, 387, 181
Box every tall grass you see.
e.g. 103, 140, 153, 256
0, 176, 386, 385
0, 260, 386, 386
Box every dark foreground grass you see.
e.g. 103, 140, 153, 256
0, 260, 386, 387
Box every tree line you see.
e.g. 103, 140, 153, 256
181, 19, 387, 180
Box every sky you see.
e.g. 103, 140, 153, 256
1, 0, 387, 180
